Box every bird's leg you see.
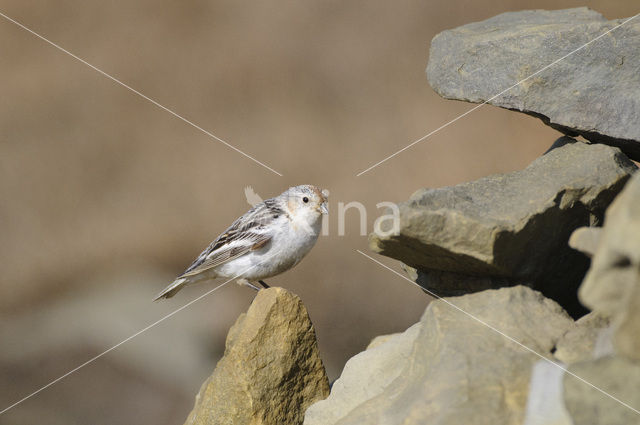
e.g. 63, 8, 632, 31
237, 278, 262, 291
246, 282, 262, 291
258, 280, 270, 289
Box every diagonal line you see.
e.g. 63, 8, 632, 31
356, 12, 640, 177
0, 279, 230, 415
0, 256, 268, 415
2, 199, 298, 416
0, 10, 283, 177
357, 249, 640, 415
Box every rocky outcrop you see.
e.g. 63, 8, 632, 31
305, 286, 573, 425
524, 174, 640, 424
320, 8, 640, 424
579, 172, 640, 361
370, 140, 636, 316
539, 173, 640, 424
426, 8, 640, 161
184, 287, 330, 425
186, 8, 640, 425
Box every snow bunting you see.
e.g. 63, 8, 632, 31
154, 185, 328, 300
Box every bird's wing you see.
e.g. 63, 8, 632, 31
178, 200, 283, 278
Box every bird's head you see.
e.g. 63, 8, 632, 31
283, 185, 329, 223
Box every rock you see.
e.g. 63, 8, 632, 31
403, 262, 520, 298
305, 286, 573, 425
426, 8, 640, 161
304, 323, 422, 425
564, 356, 640, 425
371, 141, 636, 317
569, 226, 602, 258
554, 312, 611, 364
413, 267, 516, 297
184, 287, 330, 425
561, 174, 640, 424
615, 283, 640, 362
543, 135, 581, 154
365, 332, 403, 350
580, 172, 640, 362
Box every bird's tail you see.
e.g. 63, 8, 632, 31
153, 277, 188, 301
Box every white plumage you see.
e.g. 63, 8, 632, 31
154, 185, 328, 300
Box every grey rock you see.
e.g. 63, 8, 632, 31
580, 172, 640, 362
306, 286, 573, 425
564, 356, 640, 425
426, 8, 640, 161
554, 312, 611, 364
371, 142, 636, 317
304, 323, 422, 425
569, 226, 602, 258
184, 287, 330, 425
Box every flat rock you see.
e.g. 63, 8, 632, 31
184, 287, 330, 425
426, 8, 640, 160
305, 286, 573, 425
371, 141, 636, 317
580, 172, 640, 361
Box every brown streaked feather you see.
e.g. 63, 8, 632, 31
178, 232, 270, 278
251, 239, 270, 250
178, 200, 285, 278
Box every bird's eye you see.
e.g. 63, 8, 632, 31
302, 197, 309, 203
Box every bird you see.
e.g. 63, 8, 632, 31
154, 184, 328, 300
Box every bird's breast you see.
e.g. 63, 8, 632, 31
273, 217, 320, 257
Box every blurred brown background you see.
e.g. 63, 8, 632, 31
0, 1, 636, 424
